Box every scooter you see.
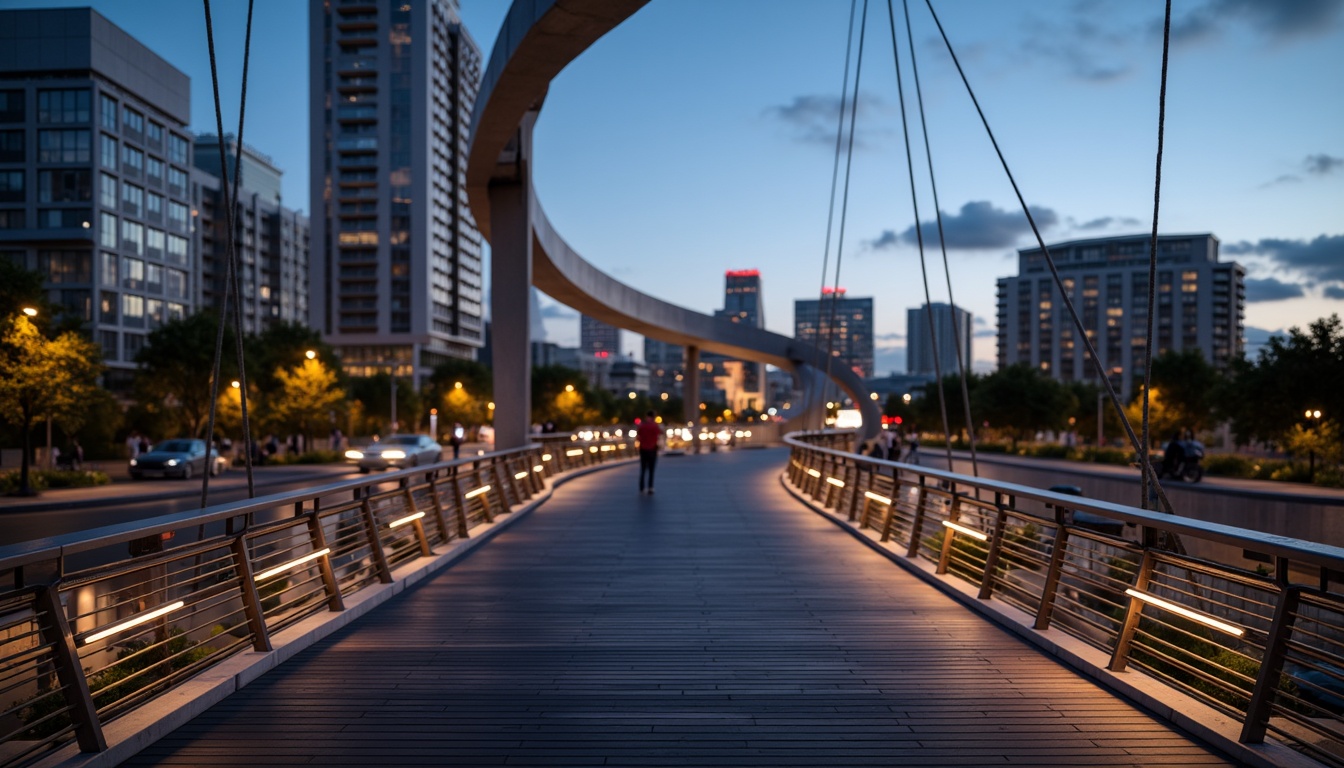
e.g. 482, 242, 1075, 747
1158, 439, 1205, 483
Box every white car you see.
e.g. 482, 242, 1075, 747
345, 434, 443, 473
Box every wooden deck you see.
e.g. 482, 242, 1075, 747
126, 448, 1233, 767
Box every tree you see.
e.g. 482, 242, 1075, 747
426, 359, 492, 433
246, 322, 339, 396
268, 358, 344, 450
973, 364, 1075, 449
1143, 349, 1219, 434
133, 313, 235, 438
1220, 314, 1344, 446
347, 374, 420, 436
0, 315, 102, 494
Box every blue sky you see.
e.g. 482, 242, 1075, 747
16, 0, 1341, 374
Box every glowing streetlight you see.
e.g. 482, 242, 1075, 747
628, 392, 637, 400
231, 380, 241, 389
902, 393, 912, 405
454, 381, 463, 390
305, 349, 316, 360
487, 402, 495, 411
660, 392, 668, 401
869, 392, 879, 401
21, 307, 38, 317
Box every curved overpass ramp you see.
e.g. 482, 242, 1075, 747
467, 0, 879, 447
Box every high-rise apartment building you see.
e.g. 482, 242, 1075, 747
580, 314, 621, 358
309, 0, 484, 384
794, 290, 875, 379
718, 268, 763, 327
995, 233, 1244, 397
0, 8, 197, 390
907, 302, 972, 377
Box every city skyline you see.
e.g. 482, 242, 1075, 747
7, 0, 1341, 376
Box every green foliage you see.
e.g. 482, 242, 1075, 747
0, 470, 47, 494
531, 366, 602, 429
37, 469, 110, 488
245, 322, 341, 396
1219, 314, 1344, 446
346, 373, 422, 436
1142, 349, 1220, 433
268, 359, 344, 443
972, 364, 1076, 448
132, 312, 234, 439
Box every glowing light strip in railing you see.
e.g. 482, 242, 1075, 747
255, 548, 332, 581
533, 464, 544, 473
864, 491, 892, 505
942, 521, 988, 542
514, 471, 529, 479
389, 511, 425, 529
826, 477, 845, 488
806, 469, 822, 478
82, 601, 185, 645
566, 449, 583, 457
465, 485, 491, 499
600, 445, 614, 452
589, 446, 598, 453
542, 453, 553, 461
1124, 588, 1245, 637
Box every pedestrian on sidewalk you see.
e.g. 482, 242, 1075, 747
636, 410, 661, 495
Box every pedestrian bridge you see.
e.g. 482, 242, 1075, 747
4, 437, 1342, 768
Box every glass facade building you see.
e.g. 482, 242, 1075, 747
309, 0, 483, 385
794, 291, 875, 380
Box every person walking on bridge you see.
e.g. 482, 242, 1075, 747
636, 410, 661, 495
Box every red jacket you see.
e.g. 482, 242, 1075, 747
636, 419, 661, 451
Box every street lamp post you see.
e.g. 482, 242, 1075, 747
1306, 409, 1323, 483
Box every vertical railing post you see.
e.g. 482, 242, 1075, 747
1241, 586, 1301, 743
1034, 501, 1071, 630
845, 461, 861, 522
360, 498, 394, 584
451, 473, 471, 537
426, 478, 451, 543
230, 536, 273, 652
880, 469, 902, 542
402, 487, 434, 557
977, 501, 1010, 600
35, 585, 106, 752
1109, 550, 1155, 672
935, 492, 962, 575
306, 506, 345, 612
906, 476, 929, 558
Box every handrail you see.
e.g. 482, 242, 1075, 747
784, 430, 1344, 766
0, 438, 636, 765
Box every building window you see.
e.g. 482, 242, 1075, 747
0, 170, 21, 203
121, 145, 143, 175
100, 329, 118, 361
145, 156, 164, 185
0, 210, 24, 229
100, 93, 118, 130
100, 133, 117, 168
99, 212, 117, 248
168, 200, 189, 232
0, 90, 24, 122
167, 302, 185, 321
167, 133, 188, 165
124, 332, 145, 358
122, 106, 144, 135
121, 256, 144, 290
167, 167, 187, 196
166, 268, 188, 299
146, 264, 163, 295
40, 250, 91, 283
147, 192, 163, 220
122, 183, 143, 216
146, 227, 165, 258
37, 208, 91, 229
166, 234, 188, 265
100, 252, 117, 286
121, 220, 143, 255
37, 89, 91, 123
146, 121, 163, 147
99, 172, 117, 208
0, 130, 22, 163
146, 298, 164, 329
39, 129, 92, 163
58, 289, 92, 321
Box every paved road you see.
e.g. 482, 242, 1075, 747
126, 449, 1232, 767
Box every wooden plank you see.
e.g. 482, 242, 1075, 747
124, 449, 1233, 767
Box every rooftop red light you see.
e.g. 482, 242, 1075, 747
725, 269, 760, 278
822, 286, 847, 295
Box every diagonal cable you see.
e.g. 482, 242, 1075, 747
920, 0, 1174, 515
884, 0, 954, 471
823, 0, 870, 418
901, 0, 979, 477
812, 0, 859, 429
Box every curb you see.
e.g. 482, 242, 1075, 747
779, 472, 1321, 768
32, 456, 636, 768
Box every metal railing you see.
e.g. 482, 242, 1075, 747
786, 431, 1344, 766
0, 438, 635, 767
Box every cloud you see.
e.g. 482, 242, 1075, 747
973, 328, 997, 339
871, 201, 1059, 251
762, 93, 889, 148
1016, 5, 1135, 82
1223, 235, 1344, 283
1245, 276, 1306, 302
973, 316, 988, 326
1324, 285, 1344, 300
1171, 0, 1344, 45
873, 332, 905, 349
539, 303, 578, 320
1261, 174, 1302, 188
1305, 154, 1344, 175
1075, 216, 1142, 231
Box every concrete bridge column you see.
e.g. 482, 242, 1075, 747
489, 113, 536, 451
683, 345, 700, 452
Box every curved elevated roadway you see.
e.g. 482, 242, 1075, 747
466, 0, 881, 448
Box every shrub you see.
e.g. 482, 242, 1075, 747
266, 450, 343, 466
1028, 444, 1072, 459
0, 471, 48, 495
37, 469, 111, 488
1203, 454, 1258, 478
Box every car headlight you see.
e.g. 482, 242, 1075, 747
129, 458, 138, 467
382, 450, 406, 459
345, 450, 364, 460
166, 459, 179, 466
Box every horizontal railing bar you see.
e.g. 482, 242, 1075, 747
786, 434, 1344, 571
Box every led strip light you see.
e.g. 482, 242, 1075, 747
255, 548, 332, 581
83, 601, 185, 645
1124, 589, 1245, 637
942, 520, 988, 542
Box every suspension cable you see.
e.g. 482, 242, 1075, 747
822, 0, 870, 423
884, 0, 954, 470
812, 0, 859, 429
900, 0, 979, 477
199, 0, 257, 509
920, 0, 1173, 515
1141, 0, 1174, 510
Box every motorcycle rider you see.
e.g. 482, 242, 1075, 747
1162, 431, 1185, 478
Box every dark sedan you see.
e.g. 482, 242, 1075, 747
129, 439, 223, 480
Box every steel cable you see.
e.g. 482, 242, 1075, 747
884, 0, 954, 472
920, 0, 1174, 515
